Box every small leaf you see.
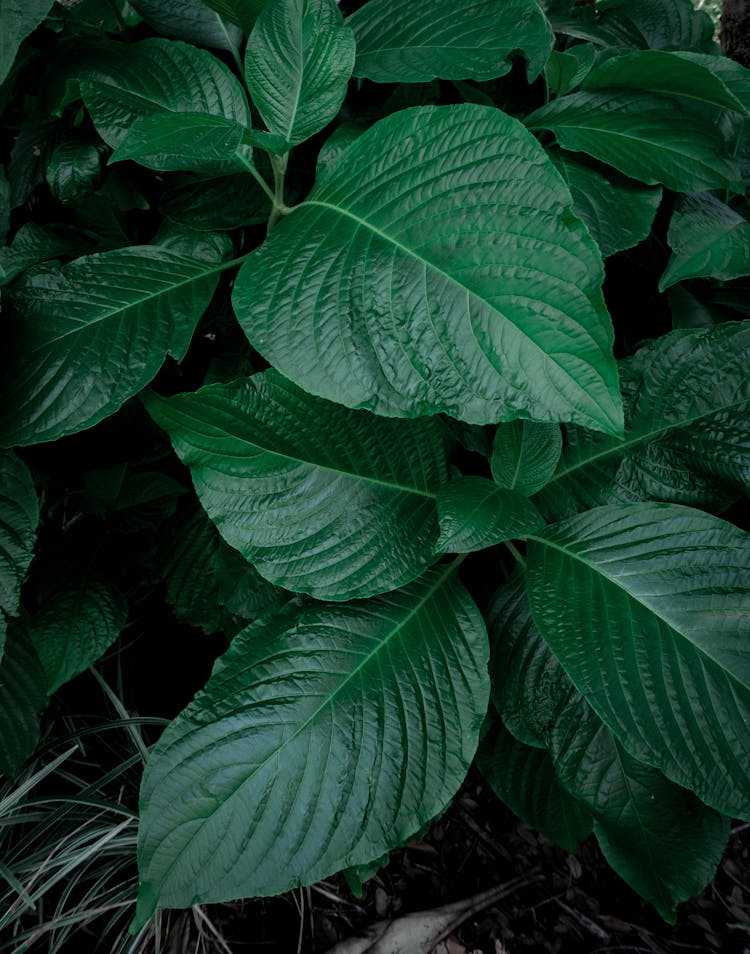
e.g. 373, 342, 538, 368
491, 420, 562, 497
0, 623, 46, 779
0, 0, 55, 86
110, 112, 249, 174
29, 579, 127, 695
0, 452, 38, 663
527, 91, 741, 193
348, 0, 552, 84
46, 142, 103, 203
80, 38, 250, 150
545, 44, 596, 96
244, 0, 355, 147
233, 105, 623, 435
549, 149, 662, 258
134, 563, 489, 924
144, 370, 447, 600
127, 0, 243, 51
478, 719, 592, 854
660, 193, 750, 291
435, 477, 543, 554
526, 502, 750, 820
0, 237, 232, 447
161, 173, 269, 231
0, 223, 96, 287
203, 0, 268, 33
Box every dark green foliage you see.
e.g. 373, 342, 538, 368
0, 0, 748, 940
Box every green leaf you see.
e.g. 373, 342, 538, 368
110, 112, 249, 174
535, 322, 750, 519
592, 0, 715, 53
161, 173, 269, 231
489, 569, 730, 919
491, 421, 563, 497
127, 0, 243, 51
477, 719, 592, 854
144, 370, 447, 600
551, 698, 729, 922
80, 38, 250, 150
525, 502, 750, 819
203, 0, 268, 33
0, 452, 38, 663
134, 563, 489, 924
0, 623, 46, 779
213, 542, 287, 621
544, 44, 596, 96
583, 51, 748, 116
660, 193, 750, 291
0, 0, 55, 86
162, 510, 225, 633
0, 236, 232, 447
436, 477, 544, 554
526, 91, 740, 193
233, 105, 623, 435
0, 222, 96, 287
348, 0, 552, 84
28, 579, 127, 695
548, 149, 661, 258
244, 0, 355, 148
45, 141, 103, 203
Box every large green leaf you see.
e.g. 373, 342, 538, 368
0, 623, 46, 779
477, 720, 592, 855
28, 579, 127, 695
0, 0, 54, 86
548, 149, 661, 258
435, 477, 543, 554
144, 370, 447, 600
488, 569, 730, 919
526, 92, 740, 193
348, 0, 552, 84
80, 39, 250, 150
128, 0, 243, 51
592, 0, 715, 52
535, 322, 750, 519
244, 0, 355, 148
491, 420, 562, 497
233, 105, 623, 435
0, 452, 38, 663
525, 502, 750, 820
0, 235, 232, 447
203, 0, 268, 33
134, 563, 489, 924
660, 193, 750, 291
583, 51, 748, 115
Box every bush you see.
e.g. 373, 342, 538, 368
0, 0, 748, 943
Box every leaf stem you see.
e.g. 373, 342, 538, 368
504, 540, 526, 568
267, 153, 290, 234
235, 150, 277, 205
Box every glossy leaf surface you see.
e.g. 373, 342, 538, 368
535, 322, 750, 519
435, 477, 543, 554
348, 0, 552, 83
0, 452, 38, 663
527, 92, 740, 192
593, 0, 714, 52
0, 236, 231, 447
549, 149, 662, 258
29, 579, 127, 694
526, 503, 750, 819
245, 0, 355, 147
144, 371, 447, 600
491, 420, 563, 497
660, 193, 750, 291
45, 142, 103, 204
135, 564, 489, 923
233, 105, 623, 435
80, 39, 250, 150
128, 0, 243, 50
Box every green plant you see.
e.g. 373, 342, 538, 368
0, 0, 748, 941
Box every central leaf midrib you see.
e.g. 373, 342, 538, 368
525, 531, 748, 692
301, 199, 599, 407
544, 395, 749, 488
148, 560, 463, 882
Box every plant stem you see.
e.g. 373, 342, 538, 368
235, 151, 277, 205
504, 540, 526, 568
267, 153, 290, 234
